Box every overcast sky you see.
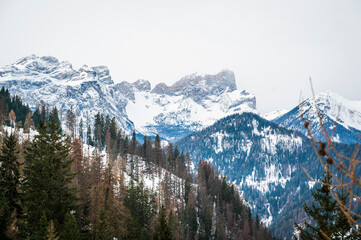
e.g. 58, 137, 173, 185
0, 0, 360, 114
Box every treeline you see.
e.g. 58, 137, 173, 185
0, 87, 31, 128
0, 89, 276, 239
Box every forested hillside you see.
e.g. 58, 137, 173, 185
0, 89, 276, 239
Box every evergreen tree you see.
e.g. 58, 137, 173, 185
153, 205, 173, 240
333, 187, 359, 239
33, 211, 49, 240
49, 107, 61, 129
0, 187, 11, 240
154, 135, 162, 167
93, 208, 113, 240
22, 117, 76, 238
183, 181, 197, 240
61, 212, 80, 240
87, 125, 93, 146
94, 112, 103, 149
0, 134, 21, 217
130, 130, 136, 155
124, 180, 157, 239
295, 170, 337, 239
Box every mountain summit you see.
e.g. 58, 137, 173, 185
0, 55, 256, 141
273, 91, 361, 143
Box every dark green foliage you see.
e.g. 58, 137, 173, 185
154, 134, 163, 167
87, 124, 93, 145
49, 107, 61, 128
0, 187, 11, 240
124, 180, 157, 240
0, 87, 31, 127
0, 134, 21, 216
199, 207, 212, 240
184, 204, 197, 239
333, 189, 359, 239
295, 171, 337, 239
22, 117, 76, 238
130, 130, 136, 154
194, 161, 274, 240
33, 105, 61, 130
33, 211, 49, 240
94, 208, 113, 240
153, 206, 173, 240
62, 212, 80, 240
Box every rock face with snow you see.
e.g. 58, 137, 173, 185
128, 71, 257, 141
0, 55, 257, 141
273, 92, 361, 144
176, 112, 358, 239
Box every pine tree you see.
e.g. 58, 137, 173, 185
295, 170, 337, 239
49, 107, 61, 129
184, 188, 197, 239
0, 96, 8, 129
0, 187, 11, 240
22, 117, 76, 238
153, 205, 173, 240
154, 135, 162, 167
87, 125, 93, 146
93, 208, 113, 240
33, 211, 49, 240
333, 185, 359, 239
0, 134, 21, 217
61, 212, 80, 240
124, 180, 157, 239
94, 112, 103, 149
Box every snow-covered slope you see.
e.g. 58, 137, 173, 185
263, 109, 288, 121
127, 72, 256, 141
274, 92, 361, 143
0, 55, 257, 141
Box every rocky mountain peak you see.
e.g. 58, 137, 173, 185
150, 70, 237, 103
132, 79, 151, 92
79, 65, 113, 85
0, 55, 257, 141
12, 54, 62, 73
173, 69, 236, 91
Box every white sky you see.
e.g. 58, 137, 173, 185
0, 0, 360, 114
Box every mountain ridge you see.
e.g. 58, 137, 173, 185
0, 55, 257, 141
273, 91, 361, 144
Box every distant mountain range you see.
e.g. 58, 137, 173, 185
1, 55, 361, 239
0, 55, 256, 141
176, 112, 359, 239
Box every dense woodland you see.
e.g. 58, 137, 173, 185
0, 89, 275, 239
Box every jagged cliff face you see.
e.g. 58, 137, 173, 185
273, 92, 361, 144
0, 55, 257, 141
127, 70, 257, 141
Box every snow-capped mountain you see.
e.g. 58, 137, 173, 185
0, 55, 257, 141
127, 71, 256, 141
263, 109, 288, 121
273, 92, 361, 144
176, 112, 358, 239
